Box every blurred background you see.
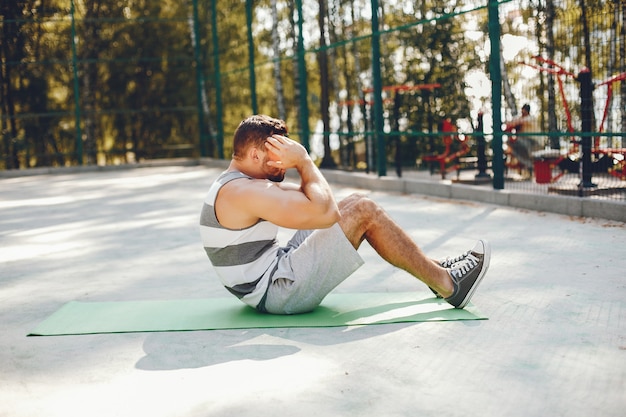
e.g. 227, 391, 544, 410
1, 0, 625, 200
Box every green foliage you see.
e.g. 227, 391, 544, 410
5, 1, 616, 169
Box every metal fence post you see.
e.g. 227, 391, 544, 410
578, 67, 596, 191
489, 0, 504, 189
246, 0, 258, 115
371, 0, 386, 177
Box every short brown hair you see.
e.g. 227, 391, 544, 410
232, 115, 288, 160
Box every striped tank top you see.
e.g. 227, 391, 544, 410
199, 170, 291, 311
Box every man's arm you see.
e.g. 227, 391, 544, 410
262, 135, 340, 229
217, 135, 340, 230
504, 118, 520, 132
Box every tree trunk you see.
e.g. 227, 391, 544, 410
350, 0, 368, 171
620, 0, 626, 146
318, 0, 336, 168
327, 0, 343, 163
81, 1, 102, 165
607, 0, 618, 142
0, 1, 22, 169
187, 2, 214, 156
500, 46, 518, 117
270, 0, 286, 121
287, 1, 301, 133
579, 0, 592, 71
341, 1, 355, 169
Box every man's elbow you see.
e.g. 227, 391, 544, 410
320, 207, 341, 228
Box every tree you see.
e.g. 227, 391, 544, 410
13, 0, 620, 172
621, 0, 626, 144
317, 0, 336, 168
379, 1, 479, 162
1, 0, 29, 169
270, 0, 286, 120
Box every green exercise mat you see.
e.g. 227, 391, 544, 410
28, 292, 486, 336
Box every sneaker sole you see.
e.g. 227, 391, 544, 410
455, 239, 491, 309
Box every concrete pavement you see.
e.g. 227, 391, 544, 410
1, 163, 624, 417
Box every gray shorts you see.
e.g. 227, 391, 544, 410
264, 223, 364, 314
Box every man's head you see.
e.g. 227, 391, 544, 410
522, 103, 531, 115
232, 115, 288, 182
233, 115, 288, 160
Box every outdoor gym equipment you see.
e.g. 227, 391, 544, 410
521, 56, 626, 184
421, 118, 470, 179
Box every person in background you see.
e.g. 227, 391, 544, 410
504, 103, 541, 170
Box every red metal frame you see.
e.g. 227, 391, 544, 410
519, 56, 626, 181
422, 119, 470, 179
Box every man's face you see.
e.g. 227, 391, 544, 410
261, 151, 285, 182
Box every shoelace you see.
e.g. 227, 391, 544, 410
440, 250, 470, 268
449, 253, 480, 280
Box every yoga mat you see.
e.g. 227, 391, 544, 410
28, 292, 486, 336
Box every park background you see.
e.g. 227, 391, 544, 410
2, 0, 625, 200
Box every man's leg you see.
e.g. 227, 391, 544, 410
337, 193, 455, 298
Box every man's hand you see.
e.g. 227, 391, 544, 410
218, 133, 339, 230
264, 134, 311, 171
262, 133, 339, 229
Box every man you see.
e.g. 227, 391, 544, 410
504, 103, 541, 169
200, 115, 490, 315
504, 103, 537, 133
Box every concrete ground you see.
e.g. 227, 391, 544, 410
1, 164, 624, 417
